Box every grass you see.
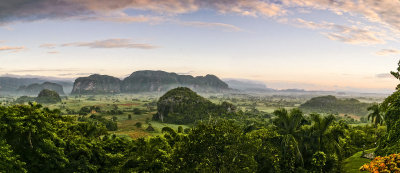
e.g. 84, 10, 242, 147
342, 148, 375, 173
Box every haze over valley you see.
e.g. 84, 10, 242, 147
2, 0, 400, 172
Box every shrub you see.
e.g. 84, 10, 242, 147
135, 122, 142, 128
360, 153, 400, 172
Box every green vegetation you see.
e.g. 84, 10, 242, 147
0, 102, 382, 172
5, 61, 400, 172
154, 87, 235, 124
299, 95, 371, 116
342, 148, 375, 173
36, 89, 62, 104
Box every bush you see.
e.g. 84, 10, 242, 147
146, 124, 155, 131
133, 108, 141, 115
312, 151, 326, 173
360, 154, 400, 172
135, 122, 142, 128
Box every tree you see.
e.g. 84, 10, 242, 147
273, 108, 304, 168
310, 114, 335, 151
0, 103, 68, 172
0, 140, 26, 173
367, 104, 383, 127
390, 60, 400, 90
36, 89, 62, 104
135, 122, 142, 128
172, 119, 258, 172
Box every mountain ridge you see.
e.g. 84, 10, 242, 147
71, 70, 230, 95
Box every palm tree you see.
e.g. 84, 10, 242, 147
310, 114, 335, 151
273, 108, 304, 166
367, 104, 383, 127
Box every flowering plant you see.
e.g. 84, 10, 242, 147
360, 154, 400, 172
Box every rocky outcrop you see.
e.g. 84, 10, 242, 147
121, 70, 229, 93
70, 71, 229, 95
71, 74, 121, 95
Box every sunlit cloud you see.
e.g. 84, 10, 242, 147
1, 0, 399, 46
376, 49, 400, 56
283, 18, 385, 45
39, 44, 57, 49
0, 0, 285, 25
6, 69, 76, 73
0, 46, 25, 52
58, 73, 94, 76
324, 25, 385, 45
47, 51, 59, 54
376, 73, 395, 79
62, 38, 157, 49
78, 13, 164, 24
177, 21, 242, 32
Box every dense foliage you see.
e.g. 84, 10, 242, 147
35, 89, 62, 104
299, 95, 371, 116
360, 154, 400, 172
0, 100, 382, 172
154, 87, 235, 124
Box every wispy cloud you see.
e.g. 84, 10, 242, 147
324, 25, 385, 45
291, 18, 333, 30
0, 0, 285, 25
282, 0, 400, 37
282, 18, 385, 45
39, 43, 57, 49
0, 46, 25, 52
5, 68, 76, 73
376, 73, 394, 79
178, 21, 242, 32
47, 51, 59, 54
58, 73, 94, 76
78, 13, 164, 24
376, 49, 400, 56
1, 0, 400, 46
62, 38, 157, 49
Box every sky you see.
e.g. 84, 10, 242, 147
0, 0, 399, 93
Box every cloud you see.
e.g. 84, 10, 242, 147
62, 38, 157, 49
283, 18, 385, 45
78, 13, 164, 24
58, 73, 94, 76
178, 21, 242, 32
290, 18, 333, 30
1, 0, 399, 46
324, 25, 385, 45
7, 69, 76, 73
376, 49, 400, 56
283, 0, 400, 31
0, 46, 25, 52
0, 0, 285, 25
47, 51, 59, 54
39, 43, 57, 49
376, 73, 394, 79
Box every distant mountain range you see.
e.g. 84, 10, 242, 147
0, 77, 72, 95
0, 72, 391, 96
223, 79, 273, 92
71, 70, 229, 94
18, 82, 65, 95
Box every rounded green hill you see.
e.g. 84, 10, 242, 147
36, 89, 61, 104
